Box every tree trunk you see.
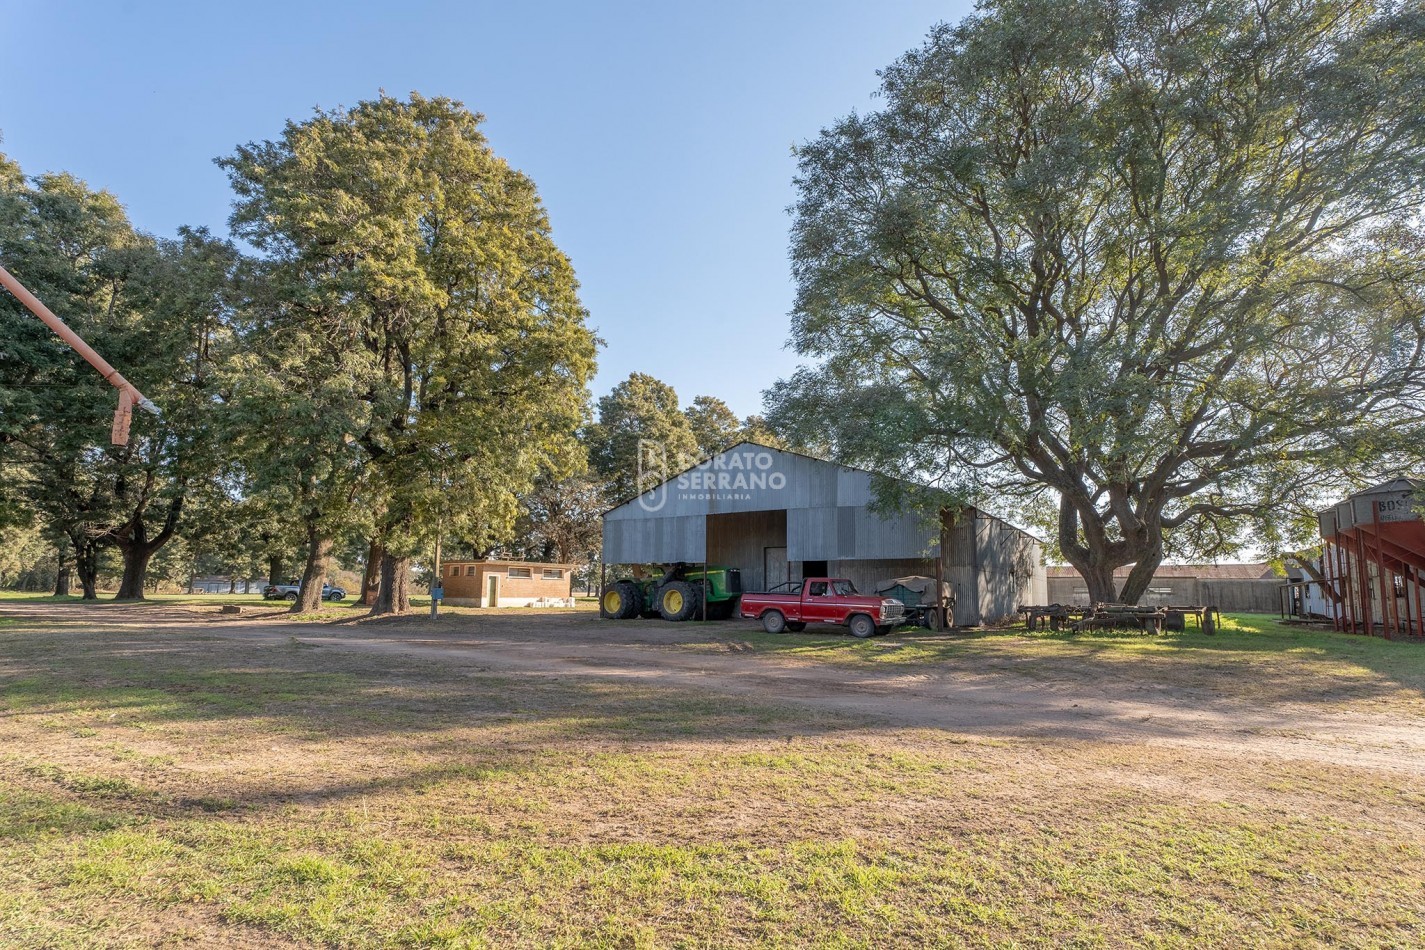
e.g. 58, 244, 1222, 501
70, 530, 99, 600
115, 547, 154, 600
111, 494, 184, 601
1068, 556, 1118, 605
362, 539, 383, 606
54, 537, 71, 597
372, 552, 412, 615
1117, 550, 1165, 605
268, 555, 285, 587
292, 521, 333, 614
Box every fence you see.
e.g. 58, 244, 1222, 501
1046, 576, 1282, 613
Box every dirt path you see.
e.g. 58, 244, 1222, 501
6, 601, 1424, 775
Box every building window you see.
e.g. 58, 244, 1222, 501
543, 569, 564, 580
467, 566, 477, 576
508, 567, 531, 579
447, 565, 457, 576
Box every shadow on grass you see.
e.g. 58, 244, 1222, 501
2, 609, 1423, 805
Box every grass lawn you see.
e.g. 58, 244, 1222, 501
683, 612, 1425, 712
1, 607, 1422, 947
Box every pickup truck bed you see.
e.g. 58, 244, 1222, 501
739, 577, 904, 638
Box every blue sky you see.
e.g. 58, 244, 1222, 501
0, 0, 970, 418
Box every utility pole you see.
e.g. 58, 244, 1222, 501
430, 515, 444, 618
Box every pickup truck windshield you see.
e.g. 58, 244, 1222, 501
832, 580, 857, 596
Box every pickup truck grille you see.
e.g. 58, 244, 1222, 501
880, 601, 905, 622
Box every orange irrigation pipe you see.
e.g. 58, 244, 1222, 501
0, 262, 159, 446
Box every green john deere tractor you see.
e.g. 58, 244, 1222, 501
601, 563, 742, 622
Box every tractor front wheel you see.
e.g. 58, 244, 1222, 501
658, 581, 701, 622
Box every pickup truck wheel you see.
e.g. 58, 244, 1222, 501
658, 581, 701, 621
848, 614, 876, 638
284, 591, 299, 602
761, 610, 787, 634
785, 621, 806, 632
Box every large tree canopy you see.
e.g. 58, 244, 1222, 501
588, 372, 700, 504
0, 156, 235, 599
219, 93, 597, 613
769, 0, 1425, 603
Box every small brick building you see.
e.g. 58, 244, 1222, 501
440, 559, 575, 607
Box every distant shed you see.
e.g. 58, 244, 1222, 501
440, 559, 574, 608
601, 442, 1045, 626
1045, 563, 1281, 611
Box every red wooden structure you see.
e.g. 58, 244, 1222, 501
1317, 479, 1425, 640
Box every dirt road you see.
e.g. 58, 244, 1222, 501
5, 600, 1424, 776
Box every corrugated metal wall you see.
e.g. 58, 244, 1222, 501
605, 445, 942, 564
706, 510, 787, 593
1045, 575, 1283, 612
602, 443, 1044, 625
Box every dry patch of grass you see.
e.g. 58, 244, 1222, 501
1, 617, 1423, 947
690, 613, 1425, 714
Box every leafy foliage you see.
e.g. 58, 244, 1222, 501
217, 94, 598, 612
0, 157, 237, 598
770, 0, 1425, 602
588, 372, 700, 504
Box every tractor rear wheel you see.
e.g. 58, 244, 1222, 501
658, 581, 702, 622
601, 582, 642, 619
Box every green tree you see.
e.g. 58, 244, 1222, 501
0, 159, 235, 599
510, 473, 605, 569
684, 395, 742, 457
736, 414, 785, 450
588, 372, 699, 503
221, 265, 373, 613
218, 93, 597, 614
770, 0, 1425, 604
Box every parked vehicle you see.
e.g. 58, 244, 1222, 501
601, 563, 742, 621
873, 576, 953, 630
738, 577, 905, 637
262, 583, 346, 602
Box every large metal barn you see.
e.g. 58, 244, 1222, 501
601, 442, 1046, 626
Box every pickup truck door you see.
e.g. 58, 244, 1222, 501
802, 580, 839, 623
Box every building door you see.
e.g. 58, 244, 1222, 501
764, 547, 788, 590
486, 574, 500, 608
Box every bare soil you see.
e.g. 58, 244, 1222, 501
7, 600, 1422, 777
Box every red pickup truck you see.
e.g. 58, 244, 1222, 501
739, 577, 906, 638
